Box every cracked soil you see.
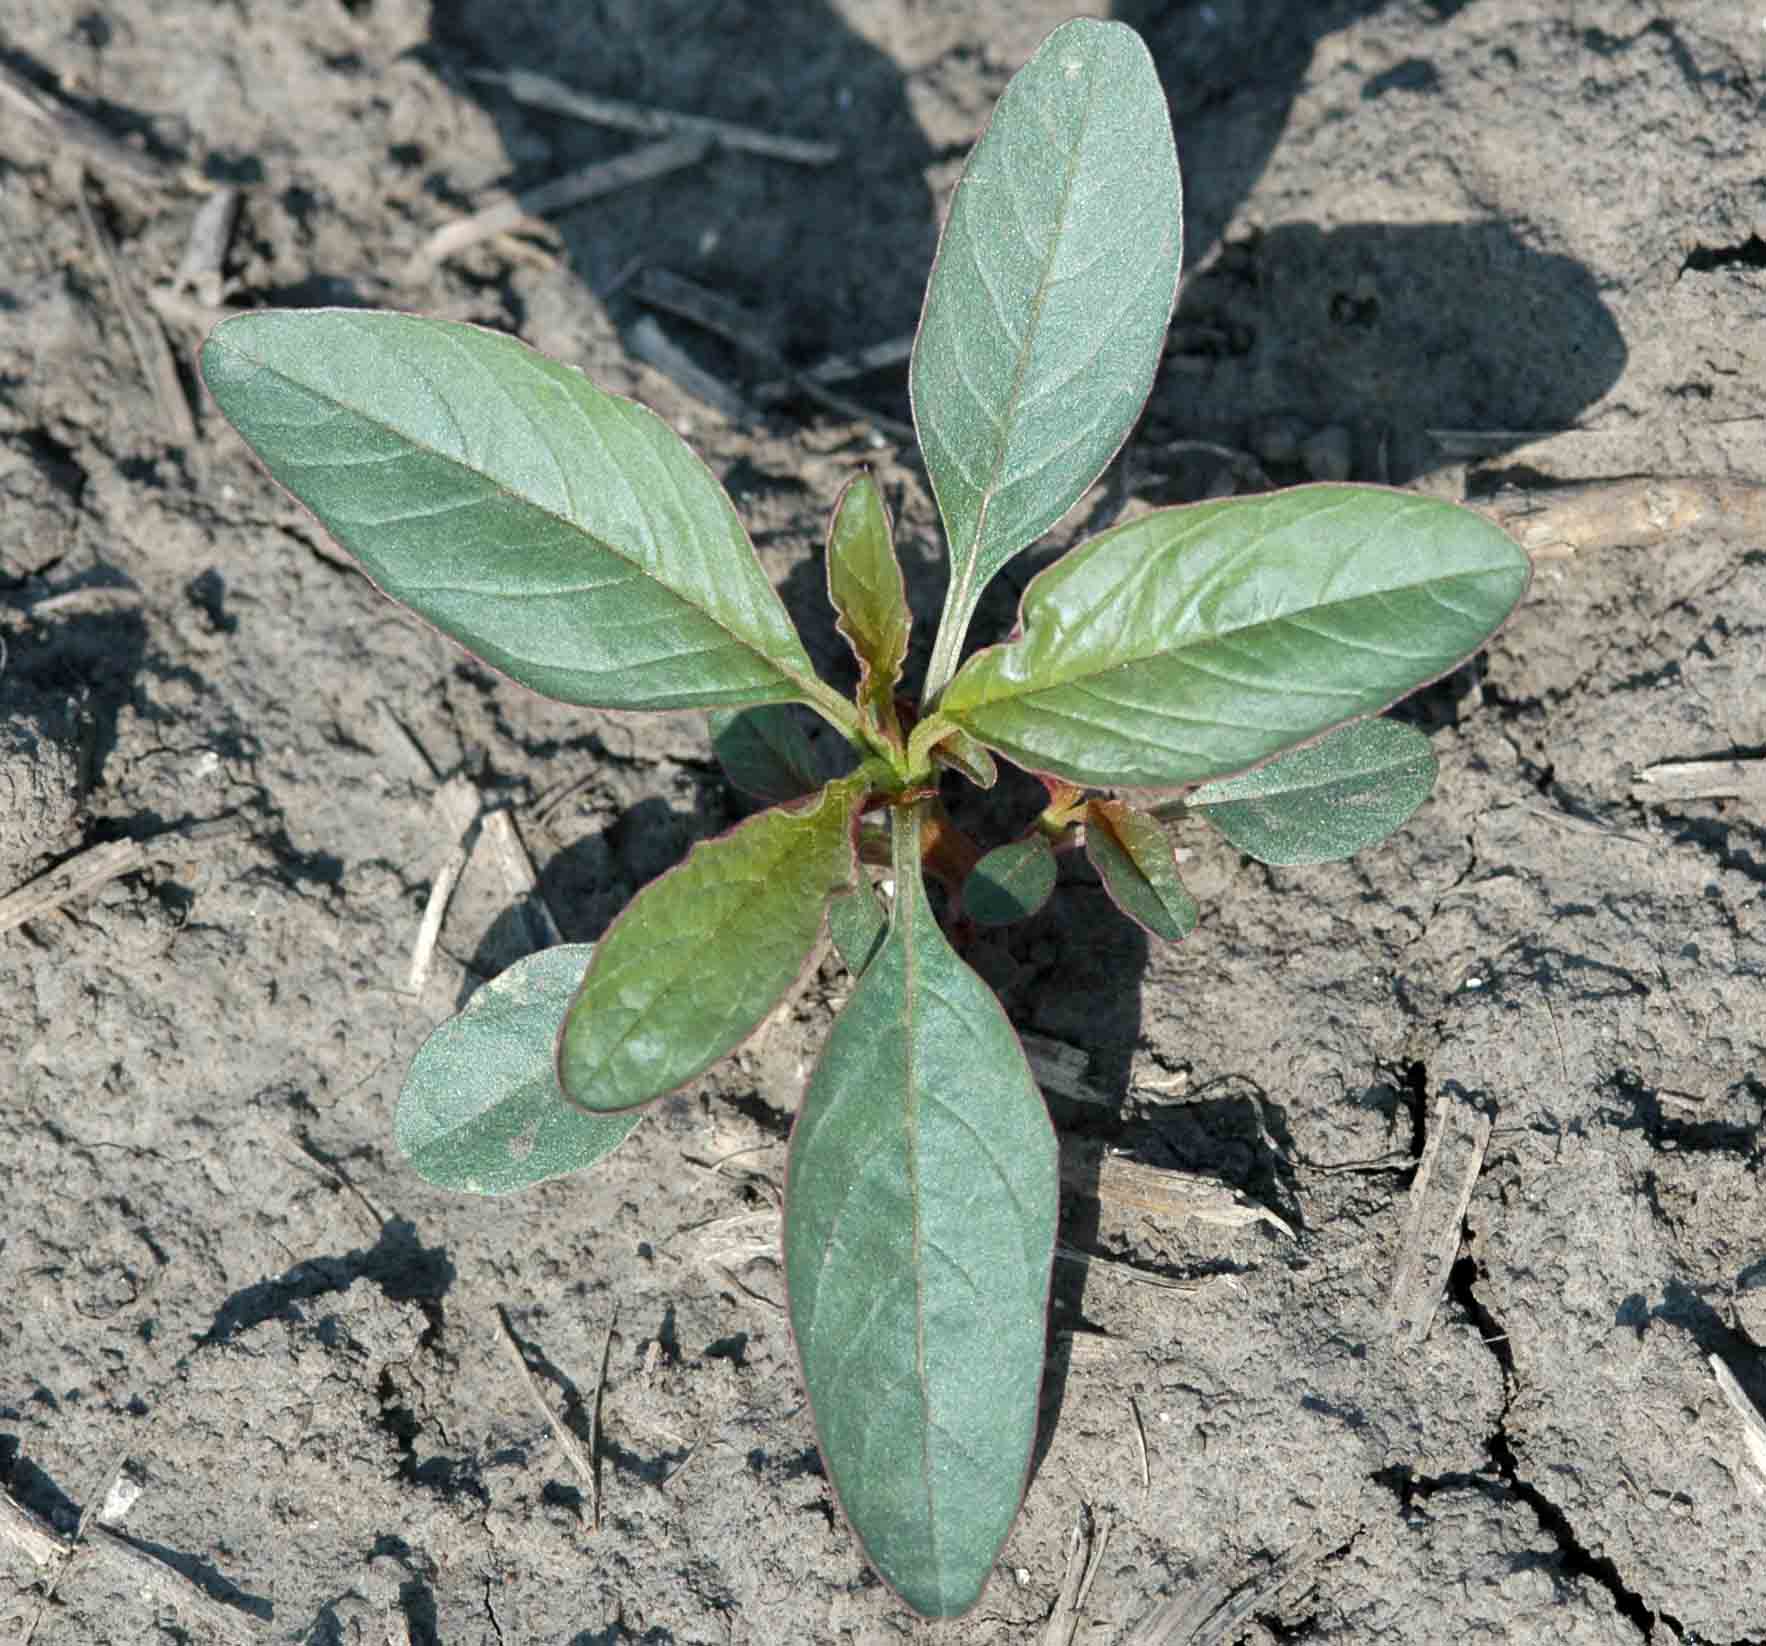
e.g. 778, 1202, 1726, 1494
2, 2, 1763, 1642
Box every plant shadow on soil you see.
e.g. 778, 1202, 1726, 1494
406, 0, 1629, 1493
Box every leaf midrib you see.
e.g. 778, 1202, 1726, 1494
896, 868, 941, 1588
960, 560, 1517, 710
944, 53, 1100, 637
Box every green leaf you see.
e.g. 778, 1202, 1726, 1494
826, 472, 911, 732
396, 945, 643, 1195
709, 705, 822, 805
785, 810, 1057, 1617
941, 486, 1531, 788
962, 834, 1057, 926
201, 310, 836, 715
557, 779, 862, 1112
1190, 717, 1439, 865
913, 18, 1182, 691
929, 725, 998, 790
827, 879, 888, 978
1084, 800, 1198, 942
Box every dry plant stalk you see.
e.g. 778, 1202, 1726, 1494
1474, 475, 1766, 561
1632, 758, 1766, 805
1385, 1085, 1494, 1342
408, 134, 709, 280
1060, 1136, 1295, 1238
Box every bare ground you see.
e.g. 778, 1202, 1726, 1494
2, 3, 1762, 1642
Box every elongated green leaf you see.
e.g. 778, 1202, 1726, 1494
709, 705, 821, 805
558, 779, 862, 1112
786, 818, 1057, 1617
962, 834, 1057, 926
941, 486, 1531, 788
1084, 800, 1197, 942
1191, 717, 1438, 865
912, 18, 1182, 663
397, 945, 643, 1195
827, 472, 910, 731
202, 310, 828, 712
827, 879, 887, 978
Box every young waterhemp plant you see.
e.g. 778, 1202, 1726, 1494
202, 19, 1530, 1619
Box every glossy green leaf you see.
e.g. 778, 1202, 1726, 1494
913, 18, 1182, 687
396, 945, 643, 1195
1190, 716, 1439, 865
826, 472, 910, 732
557, 779, 862, 1112
962, 834, 1057, 926
929, 725, 998, 789
941, 486, 1531, 788
709, 705, 821, 805
202, 310, 835, 714
1084, 800, 1198, 942
827, 879, 887, 978
785, 812, 1057, 1617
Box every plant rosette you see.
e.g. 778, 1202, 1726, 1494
202, 17, 1529, 1619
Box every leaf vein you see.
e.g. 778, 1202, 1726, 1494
921, 1085, 1035, 1234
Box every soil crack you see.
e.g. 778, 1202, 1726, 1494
1439, 1245, 1689, 1643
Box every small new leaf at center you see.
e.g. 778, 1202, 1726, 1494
962, 834, 1057, 925
826, 472, 911, 740
1084, 799, 1197, 942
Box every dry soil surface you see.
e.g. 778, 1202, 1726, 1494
2, 3, 1763, 1643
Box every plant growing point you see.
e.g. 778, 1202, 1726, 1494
202, 16, 1530, 1619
